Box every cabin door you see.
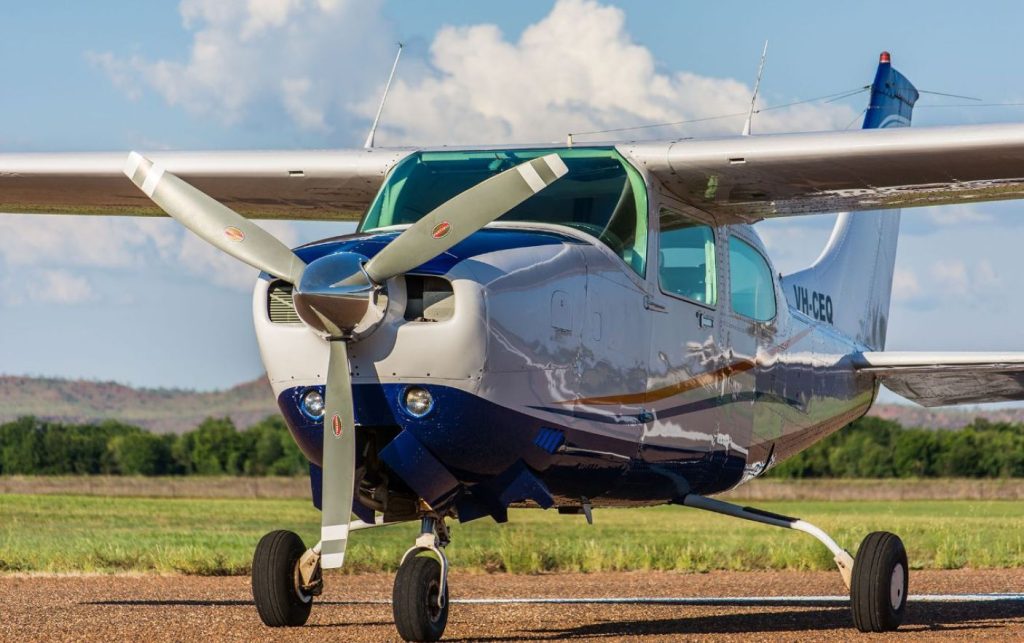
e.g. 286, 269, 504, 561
640, 209, 728, 491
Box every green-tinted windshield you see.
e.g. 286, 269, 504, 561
360, 147, 648, 275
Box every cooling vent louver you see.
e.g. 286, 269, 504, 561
267, 281, 302, 324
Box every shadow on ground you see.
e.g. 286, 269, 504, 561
87, 598, 1021, 638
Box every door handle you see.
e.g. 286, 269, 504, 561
697, 311, 714, 328
644, 296, 668, 313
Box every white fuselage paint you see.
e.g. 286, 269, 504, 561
253, 164, 876, 504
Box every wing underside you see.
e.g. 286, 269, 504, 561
7, 122, 1024, 222
854, 351, 1024, 407
624, 123, 1024, 222
0, 148, 412, 220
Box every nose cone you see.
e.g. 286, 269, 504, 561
293, 251, 387, 339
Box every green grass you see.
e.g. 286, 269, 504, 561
2, 494, 1023, 575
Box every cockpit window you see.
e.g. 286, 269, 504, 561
360, 148, 648, 275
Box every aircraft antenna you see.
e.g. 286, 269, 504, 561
364, 42, 404, 149
742, 40, 769, 136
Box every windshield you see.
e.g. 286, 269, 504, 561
359, 147, 648, 275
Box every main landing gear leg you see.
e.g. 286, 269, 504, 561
680, 494, 908, 633
393, 514, 451, 642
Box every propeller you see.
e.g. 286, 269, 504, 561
123, 150, 568, 569
123, 152, 306, 284
318, 340, 357, 568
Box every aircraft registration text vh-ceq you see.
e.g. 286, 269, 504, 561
7, 51, 1024, 640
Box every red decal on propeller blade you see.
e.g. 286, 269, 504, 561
224, 226, 246, 242
431, 221, 452, 239
332, 415, 342, 437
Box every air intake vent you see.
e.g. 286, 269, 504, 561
405, 276, 454, 322
267, 281, 301, 324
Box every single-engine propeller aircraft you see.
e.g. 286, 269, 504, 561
7, 51, 1024, 640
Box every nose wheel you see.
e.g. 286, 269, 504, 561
851, 531, 908, 632
393, 515, 451, 642
394, 555, 449, 641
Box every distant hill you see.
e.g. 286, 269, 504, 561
0, 374, 1019, 434
0, 375, 279, 434
867, 403, 1024, 430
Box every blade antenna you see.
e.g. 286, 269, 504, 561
742, 40, 769, 136
364, 43, 404, 149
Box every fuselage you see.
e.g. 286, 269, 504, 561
253, 146, 876, 513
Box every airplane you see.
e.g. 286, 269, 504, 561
6, 50, 1024, 640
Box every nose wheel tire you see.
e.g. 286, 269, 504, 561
252, 530, 313, 627
850, 531, 908, 632
393, 555, 449, 642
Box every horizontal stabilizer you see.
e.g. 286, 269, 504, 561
853, 352, 1024, 407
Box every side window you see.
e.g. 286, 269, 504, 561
658, 210, 717, 305
729, 236, 776, 321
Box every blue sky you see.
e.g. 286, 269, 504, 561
3, 0, 1024, 392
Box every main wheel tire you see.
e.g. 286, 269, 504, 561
252, 530, 313, 627
850, 531, 908, 632
393, 556, 449, 642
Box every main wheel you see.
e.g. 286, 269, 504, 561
393, 555, 449, 642
252, 530, 313, 627
850, 531, 908, 632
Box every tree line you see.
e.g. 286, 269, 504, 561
0, 416, 307, 476
3, 414, 1024, 477
769, 416, 1024, 478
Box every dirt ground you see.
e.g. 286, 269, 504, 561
2, 569, 1024, 642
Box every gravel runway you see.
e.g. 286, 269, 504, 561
3, 569, 1024, 641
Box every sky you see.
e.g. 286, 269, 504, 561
3, 0, 1024, 394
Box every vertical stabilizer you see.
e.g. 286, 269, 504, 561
781, 53, 918, 349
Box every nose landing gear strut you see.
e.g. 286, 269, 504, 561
393, 514, 451, 642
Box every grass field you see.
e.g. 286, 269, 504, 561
2, 494, 1024, 575
7, 476, 1024, 501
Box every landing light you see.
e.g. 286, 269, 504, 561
302, 390, 325, 419
404, 387, 434, 417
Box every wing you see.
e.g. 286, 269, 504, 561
853, 351, 1024, 407
0, 148, 413, 220
624, 123, 1024, 222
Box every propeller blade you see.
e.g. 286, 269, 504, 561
122, 151, 306, 284
363, 153, 568, 283
319, 339, 357, 569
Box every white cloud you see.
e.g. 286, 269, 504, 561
0, 213, 302, 294
918, 205, 995, 228
91, 0, 855, 144
931, 260, 969, 295
755, 216, 838, 275
29, 270, 95, 305
892, 268, 923, 302
0, 215, 167, 269
361, 0, 858, 145
927, 258, 1000, 299
90, 0, 390, 130
281, 77, 328, 131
